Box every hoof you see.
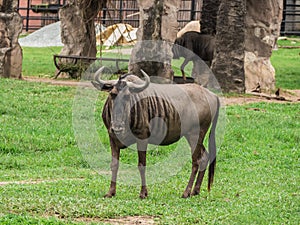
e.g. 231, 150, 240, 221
191, 189, 200, 196
139, 193, 148, 199
104, 192, 115, 198
139, 186, 148, 199
181, 192, 191, 198
140, 190, 148, 199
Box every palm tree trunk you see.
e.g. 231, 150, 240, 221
212, 0, 246, 93
129, 0, 180, 80
0, 0, 23, 78
200, 0, 220, 35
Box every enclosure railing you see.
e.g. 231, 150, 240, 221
17, 0, 65, 32
281, 0, 300, 36
18, 0, 201, 32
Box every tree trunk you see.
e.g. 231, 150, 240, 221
200, 0, 220, 35
129, 0, 180, 81
212, 0, 246, 93
0, 0, 22, 79
58, 0, 106, 78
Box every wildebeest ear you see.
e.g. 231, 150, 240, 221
91, 80, 117, 92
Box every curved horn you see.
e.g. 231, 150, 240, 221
94, 66, 106, 83
92, 66, 118, 91
127, 69, 150, 93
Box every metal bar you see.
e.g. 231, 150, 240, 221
190, 0, 196, 20
281, 20, 300, 23
286, 4, 300, 7
284, 13, 300, 16
281, 31, 300, 35
284, 10, 300, 12
103, 8, 139, 12
25, 0, 30, 32
119, 0, 123, 23
53, 54, 129, 62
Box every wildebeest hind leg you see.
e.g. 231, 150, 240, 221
180, 58, 191, 81
192, 147, 208, 196
182, 134, 202, 198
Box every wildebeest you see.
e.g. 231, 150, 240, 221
177, 20, 200, 38
92, 67, 220, 198
173, 31, 215, 81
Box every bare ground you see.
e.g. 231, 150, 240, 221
23, 76, 300, 105
74, 216, 157, 225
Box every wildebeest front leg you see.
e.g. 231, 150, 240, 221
137, 140, 148, 199
180, 57, 191, 81
104, 137, 120, 198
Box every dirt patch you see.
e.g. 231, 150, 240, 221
74, 216, 157, 225
0, 178, 84, 186
224, 89, 300, 106
23, 76, 300, 105
23, 76, 88, 87
103, 216, 157, 225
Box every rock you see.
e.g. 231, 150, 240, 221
244, 51, 276, 92
245, 0, 282, 92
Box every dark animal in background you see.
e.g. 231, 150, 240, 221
92, 67, 220, 199
172, 31, 215, 81
251, 83, 261, 93
275, 88, 280, 97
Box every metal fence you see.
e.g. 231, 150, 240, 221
281, 0, 300, 35
18, 0, 66, 32
18, 0, 202, 32
101, 0, 202, 28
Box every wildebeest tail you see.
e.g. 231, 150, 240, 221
208, 97, 220, 192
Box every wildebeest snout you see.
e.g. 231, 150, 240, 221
111, 121, 125, 135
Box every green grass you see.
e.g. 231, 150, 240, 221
0, 78, 299, 224
271, 38, 300, 89
22, 47, 62, 78
277, 38, 300, 47
271, 48, 300, 89
21, 46, 130, 78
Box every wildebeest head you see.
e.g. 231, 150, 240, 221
91, 67, 150, 136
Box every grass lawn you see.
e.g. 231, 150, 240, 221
1, 38, 298, 224
271, 38, 300, 90
22, 47, 62, 78
21, 46, 130, 79
0, 78, 299, 224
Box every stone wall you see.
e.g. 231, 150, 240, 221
244, 0, 283, 92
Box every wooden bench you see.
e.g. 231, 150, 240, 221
53, 54, 129, 79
